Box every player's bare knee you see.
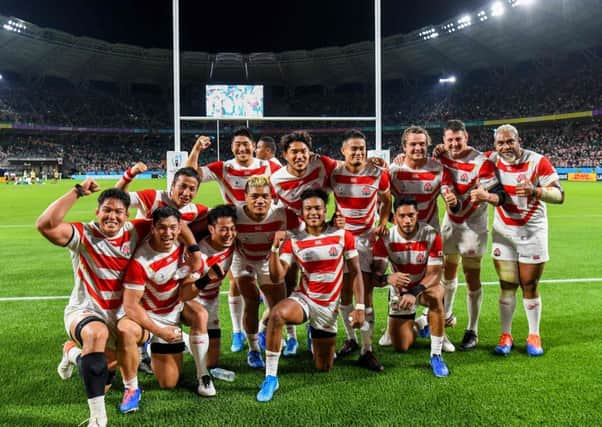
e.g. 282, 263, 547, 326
81, 324, 109, 346
394, 342, 412, 353
117, 320, 140, 344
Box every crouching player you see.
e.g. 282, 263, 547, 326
117, 207, 218, 414
257, 189, 365, 402
372, 196, 450, 377
37, 181, 151, 427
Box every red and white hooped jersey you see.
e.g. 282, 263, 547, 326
330, 163, 390, 236
122, 240, 186, 317
66, 220, 151, 313
488, 149, 559, 229
194, 237, 235, 301
373, 223, 443, 289
200, 158, 281, 205
270, 155, 338, 215
129, 189, 208, 225
389, 159, 453, 230
280, 227, 358, 306
440, 149, 498, 230
235, 204, 302, 262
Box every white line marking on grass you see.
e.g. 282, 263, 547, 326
2, 278, 601, 301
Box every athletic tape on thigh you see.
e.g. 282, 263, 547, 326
462, 256, 482, 270
309, 326, 336, 339
497, 260, 519, 285
445, 253, 461, 265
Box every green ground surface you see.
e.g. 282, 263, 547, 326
0, 179, 601, 426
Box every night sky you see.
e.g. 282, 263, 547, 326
1, 0, 486, 52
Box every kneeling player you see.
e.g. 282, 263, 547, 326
118, 207, 217, 414
373, 197, 450, 377
257, 189, 365, 402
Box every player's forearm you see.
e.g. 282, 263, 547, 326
184, 149, 202, 172
178, 223, 197, 246
269, 253, 287, 284
534, 184, 564, 204
348, 258, 365, 304
377, 193, 392, 227
36, 187, 79, 232
179, 282, 199, 302
372, 259, 388, 287
125, 302, 162, 336
421, 266, 442, 289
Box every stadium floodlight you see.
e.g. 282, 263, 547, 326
491, 1, 506, 17
513, 0, 535, 6
439, 76, 457, 84
0, 74, 3, 80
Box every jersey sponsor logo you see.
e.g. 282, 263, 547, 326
329, 246, 338, 257
493, 247, 501, 257
121, 242, 131, 257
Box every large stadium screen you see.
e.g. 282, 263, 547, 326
205, 85, 264, 118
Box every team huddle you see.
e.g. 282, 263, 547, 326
36, 121, 564, 426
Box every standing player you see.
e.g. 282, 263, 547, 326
232, 175, 302, 368
269, 130, 339, 352
373, 197, 449, 377
257, 189, 365, 402
488, 125, 564, 356
437, 120, 506, 350
331, 129, 391, 371
256, 136, 282, 166
36, 181, 150, 427
380, 126, 458, 349
186, 127, 281, 353
189, 205, 237, 368
118, 207, 218, 413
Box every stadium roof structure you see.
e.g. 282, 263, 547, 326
1, 0, 601, 87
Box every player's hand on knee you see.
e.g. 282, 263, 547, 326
388, 272, 411, 288
159, 326, 182, 343
400, 293, 416, 310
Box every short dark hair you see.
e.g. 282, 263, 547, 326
393, 196, 418, 212
152, 206, 181, 224
97, 188, 130, 209
258, 136, 277, 153
208, 204, 237, 226
300, 188, 328, 205
173, 167, 201, 185
343, 129, 367, 142
444, 120, 467, 133
232, 126, 254, 142
280, 131, 312, 153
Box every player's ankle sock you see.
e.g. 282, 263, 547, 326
499, 289, 517, 334
360, 307, 374, 354
248, 334, 260, 352
442, 278, 458, 318
123, 375, 139, 391
523, 297, 542, 335
80, 352, 108, 399
228, 296, 244, 334
286, 325, 297, 340
466, 288, 483, 332
68, 346, 82, 365
430, 335, 444, 356
338, 304, 356, 342
265, 350, 281, 377
87, 395, 106, 422
189, 333, 210, 378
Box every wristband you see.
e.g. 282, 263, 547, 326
354, 303, 365, 311
271, 246, 279, 253
408, 284, 427, 297
193, 275, 211, 290
74, 184, 85, 198
187, 244, 201, 253
123, 168, 134, 182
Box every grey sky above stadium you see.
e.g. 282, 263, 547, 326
0, 0, 485, 52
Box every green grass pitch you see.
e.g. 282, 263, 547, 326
1, 179, 601, 426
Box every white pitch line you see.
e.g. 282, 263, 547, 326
1, 277, 601, 301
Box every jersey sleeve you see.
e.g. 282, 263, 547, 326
372, 237, 388, 262
129, 189, 157, 215
440, 165, 454, 194
378, 168, 390, 193
319, 155, 339, 176
536, 156, 559, 187
343, 230, 358, 259
427, 233, 444, 266
131, 219, 153, 242
478, 159, 499, 190
285, 208, 302, 231
66, 222, 84, 251
123, 260, 147, 291
195, 204, 209, 221
200, 161, 223, 183
269, 160, 282, 173
279, 239, 294, 266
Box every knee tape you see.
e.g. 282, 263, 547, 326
497, 260, 519, 285
445, 254, 461, 265
462, 256, 482, 270
79, 352, 108, 399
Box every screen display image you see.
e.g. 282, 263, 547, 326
206, 85, 264, 118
